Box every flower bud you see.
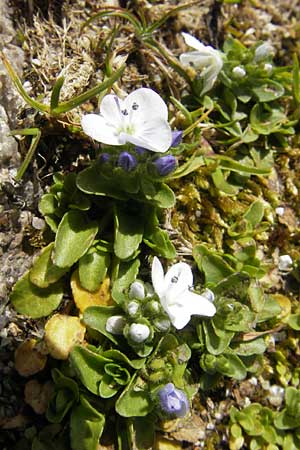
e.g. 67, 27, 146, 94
146, 300, 161, 314
99, 152, 110, 163
154, 318, 171, 332
129, 281, 145, 300
171, 130, 183, 147
106, 316, 126, 334
127, 301, 140, 317
154, 155, 177, 177
128, 323, 150, 343
263, 63, 273, 74
232, 66, 246, 78
201, 288, 215, 303
254, 43, 274, 62
278, 255, 293, 271
117, 152, 137, 171
158, 383, 189, 418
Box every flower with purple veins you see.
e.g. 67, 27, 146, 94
158, 383, 189, 418
117, 152, 137, 171
154, 155, 177, 177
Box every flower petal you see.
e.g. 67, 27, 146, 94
181, 291, 216, 317
179, 51, 213, 69
100, 94, 124, 129
81, 114, 121, 145
124, 87, 169, 122
164, 302, 191, 330
130, 117, 172, 152
164, 262, 193, 298
182, 32, 207, 51
151, 257, 166, 298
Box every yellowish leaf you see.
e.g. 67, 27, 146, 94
14, 339, 47, 377
154, 434, 182, 450
45, 314, 86, 360
71, 270, 114, 313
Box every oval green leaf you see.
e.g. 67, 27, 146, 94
54, 210, 98, 268
10, 272, 64, 318
30, 243, 68, 288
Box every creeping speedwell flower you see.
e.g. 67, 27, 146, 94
158, 383, 189, 418
81, 88, 172, 152
179, 32, 223, 96
151, 257, 216, 329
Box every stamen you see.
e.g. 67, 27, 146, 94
121, 109, 129, 116
132, 102, 139, 110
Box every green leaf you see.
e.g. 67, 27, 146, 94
99, 374, 120, 398
14, 128, 42, 180
143, 228, 176, 259
83, 306, 123, 345
232, 338, 267, 356
70, 395, 105, 450
79, 249, 110, 292
112, 258, 140, 304
47, 369, 79, 423
193, 244, 235, 285
287, 314, 300, 330
292, 53, 300, 106
213, 155, 271, 175
243, 200, 265, 228
54, 211, 98, 268
1, 53, 49, 114
143, 182, 176, 208
170, 155, 204, 180
115, 375, 153, 417
257, 295, 282, 322
10, 272, 64, 318
250, 104, 287, 135
29, 243, 68, 288
52, 64, 125, 115
211, 168, 239, 195
103, 349, 145, 369
114, 204, 144, 260
203, 321, 234, 355
70, 345, 110, 395
215, 352, 247, 380
76, 165, 128, 200
252, 80, 285, 102
39, 194, 58, 216
50, 76, 65, 111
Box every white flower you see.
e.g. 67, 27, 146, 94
151, 257, 216, 330
278, 255, 293, 271
179, 32, 223, 96
128, 281, 145, 300
128, 323, 150, 343
81, 88, 172, 152
106, 315, 126, 334
232, 66, 246, 78
254, 43, 274, 62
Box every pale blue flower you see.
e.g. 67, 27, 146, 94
158, 383, 189, 417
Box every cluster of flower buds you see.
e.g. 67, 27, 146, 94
105, 278, 171, 355
96, 130, 181, 178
